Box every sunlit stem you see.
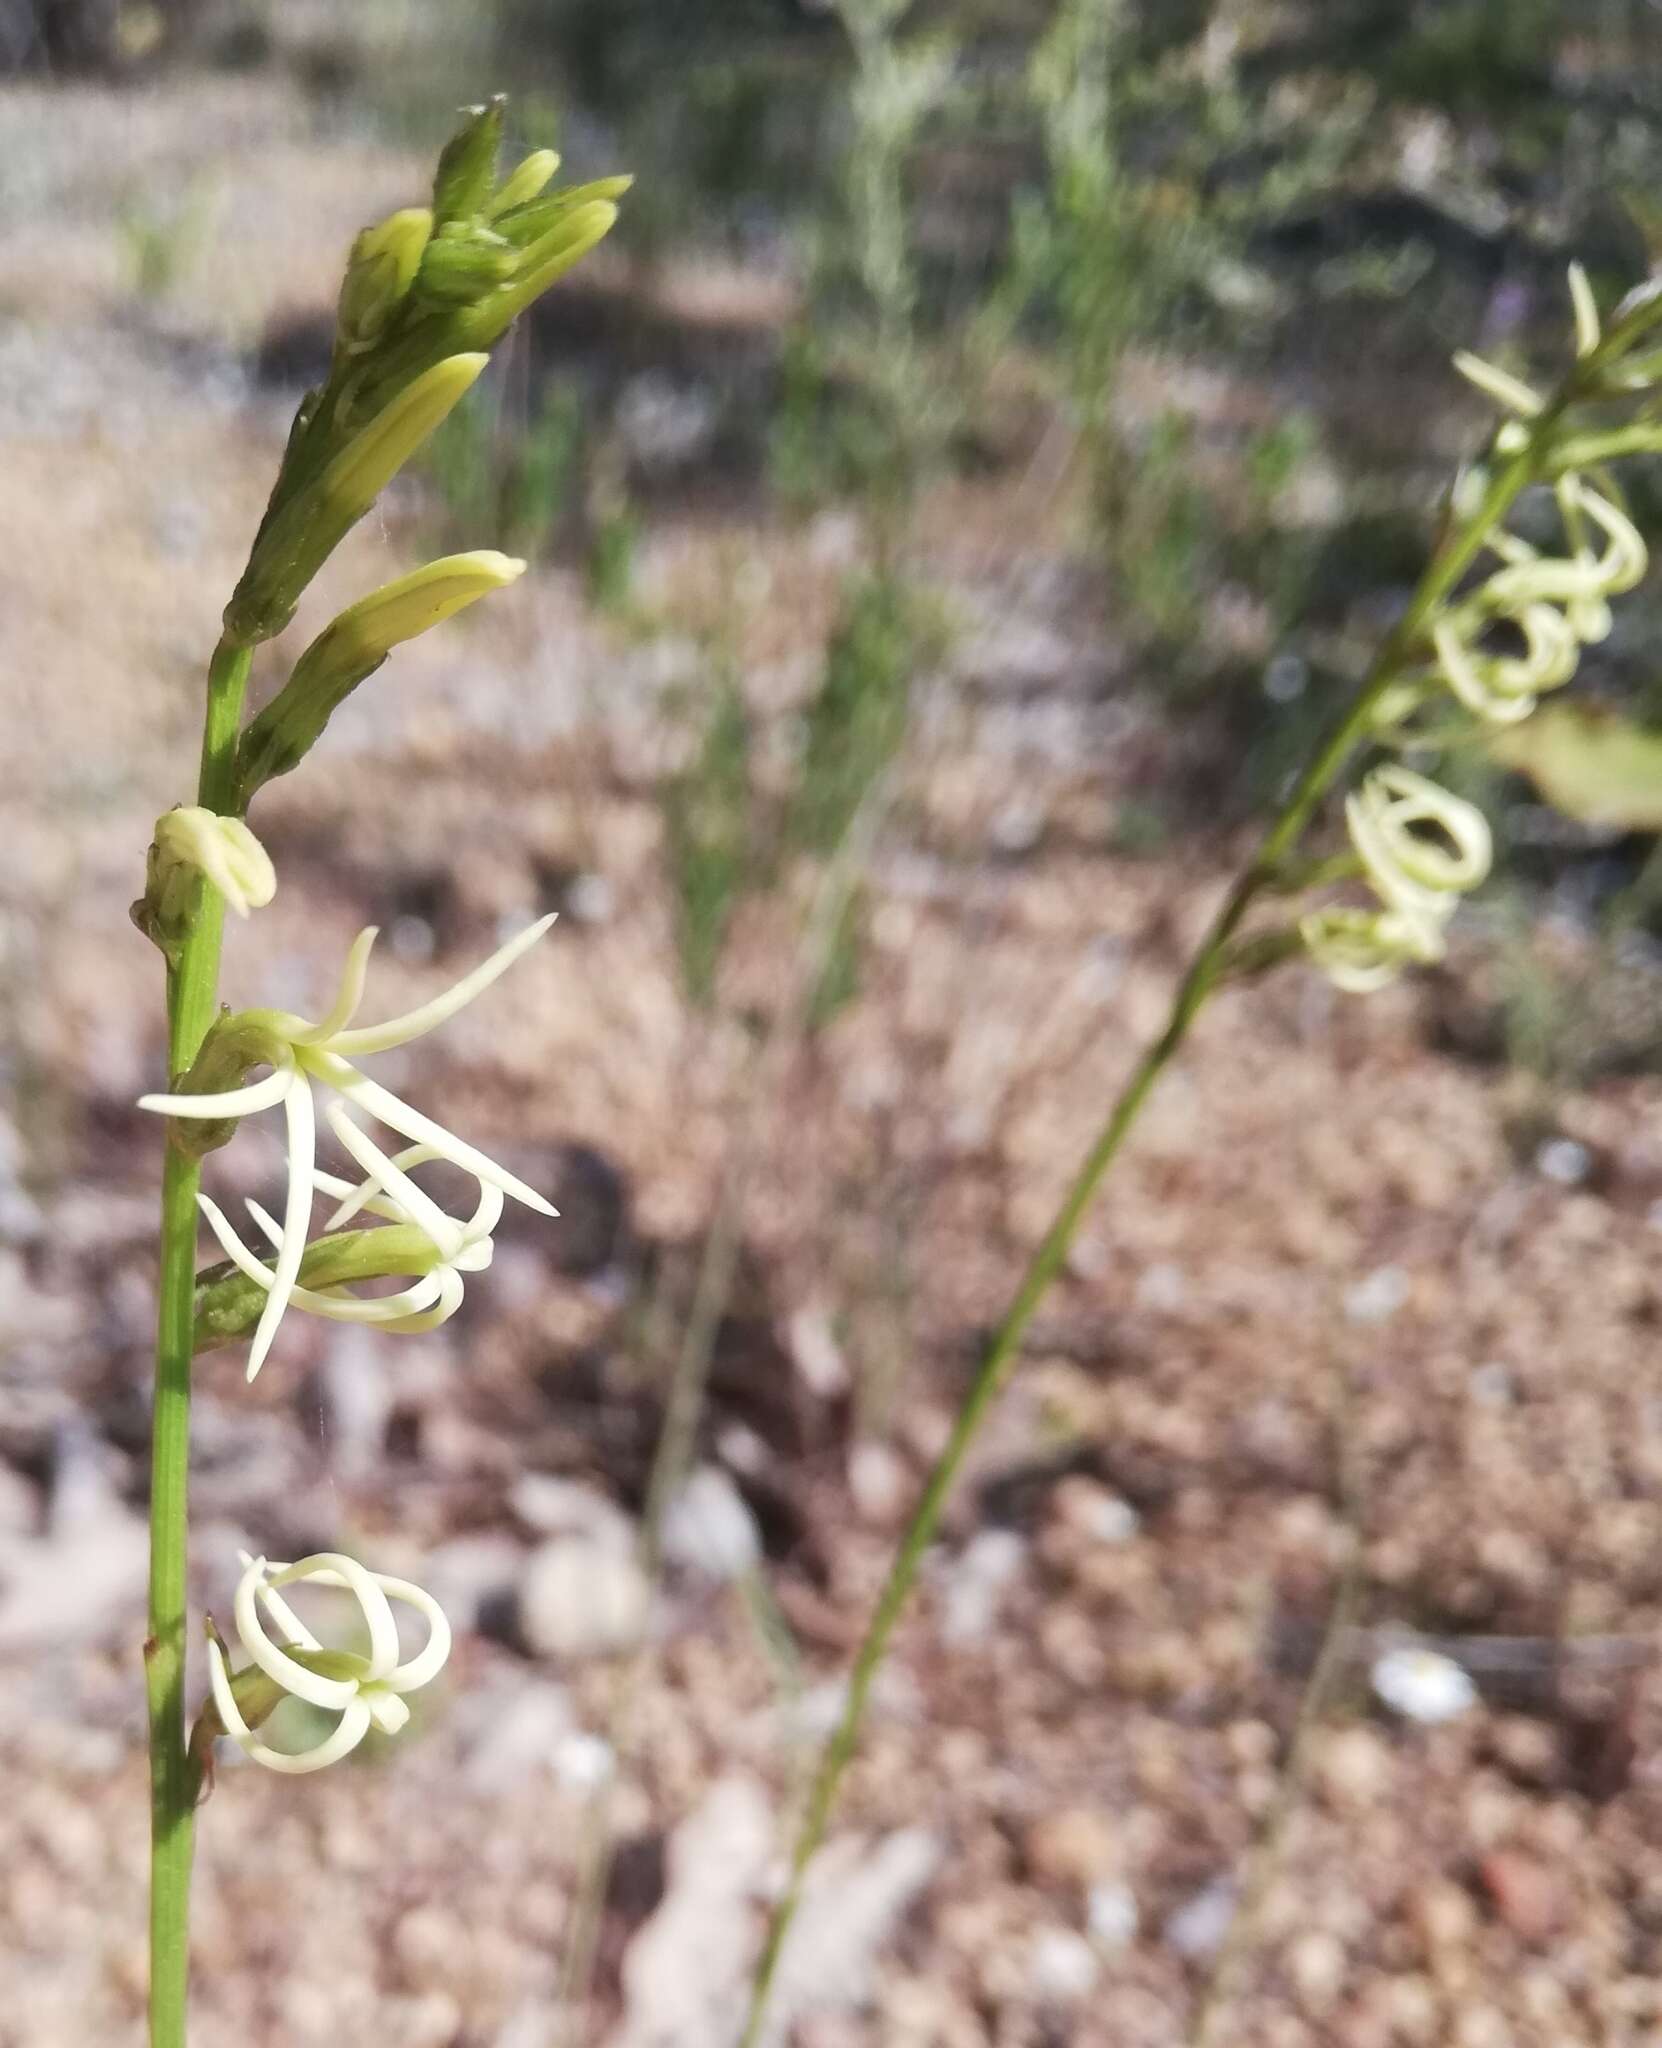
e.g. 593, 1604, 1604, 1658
146, 633, 252, 2048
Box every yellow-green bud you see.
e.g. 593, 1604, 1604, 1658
431, 97, 505, 226
488, 148, 561, 219
132, 807, 276, 958
491, 175, 634, 249
462, 200, 621, 348
224, 355, 487, 643
235, 551, 525, 799
416, 223, 519, 305
336, 206, 432, 353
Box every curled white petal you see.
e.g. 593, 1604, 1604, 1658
1348, 765, 1492, 906
235, 1558, 360, 1712
270, 1553, 402, 1684
367, 1572, 453, 1694
1432, 621, 1541, 725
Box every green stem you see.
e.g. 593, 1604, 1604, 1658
737, 405, 1572, 2048
145, 634, 251, 2048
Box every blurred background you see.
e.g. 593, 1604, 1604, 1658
3, 2, 1662, 2043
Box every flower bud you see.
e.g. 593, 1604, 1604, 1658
133, 807, 276, 959
236, 551, 524, 798
488, 148, 561, 218
416, 222, 519, 305
224, 354, 487, 643
336, 206, 432, 353
461, 200, 621, 348
431, 97, 505, 226
489, 175, 634, 248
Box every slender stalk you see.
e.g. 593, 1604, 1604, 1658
145, 633, 252, 2048
737, 404, 1575, 2048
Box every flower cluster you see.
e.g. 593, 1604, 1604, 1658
1302, 267, 1660, 994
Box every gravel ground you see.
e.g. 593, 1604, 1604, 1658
1, 62, 1660, 2048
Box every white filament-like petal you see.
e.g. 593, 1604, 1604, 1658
270, 1554, 401, 1684
325, 1104, 467, 1259
244, 1078, 315, 1384
137, 1063, 295, 1121
373, 1264, 465, 1333
288, 926, 380, 1046
1299, 908, 1407, 994
364, 1690, 412, 1735
235, 1559, 360, 1712
324, 913, 557, 1057
372, 1573, 454, 1694
310, 1054, 557, 1217
238, 1546, 321, 1652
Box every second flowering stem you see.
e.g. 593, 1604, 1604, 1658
737, 334, 1584, 2048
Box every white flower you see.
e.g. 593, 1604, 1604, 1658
138, 915, 558, 1379
196, 1137, 502, 1337
1302, 767, 1491, 995
207, 1550, 451, 1774
1371, 1645, 1478, 1725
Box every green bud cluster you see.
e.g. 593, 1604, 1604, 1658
223, 97, 627, 648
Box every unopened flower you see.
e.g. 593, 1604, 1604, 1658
235, 551, 525, 799
1371, 1645, 1477, 1725
206, 1551, 450, 1774
225, 354, 487, 642
336, 206, 432, 354
1452, 349, 1544, 420
138, 915, 557, 1379
142, 806, 276, 942
487, 147, 560, 219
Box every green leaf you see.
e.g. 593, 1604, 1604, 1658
1489, 704, 1662, 831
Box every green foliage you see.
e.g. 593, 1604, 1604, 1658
807, 881, 866, 1031
586, 498, 642, 615
793, 573, 924, 855
118, 182, 214, 301
664, 670, 753, 1007
1490, 704, 1662, 831
768, 327, 896, 514
426, 379, 588, 556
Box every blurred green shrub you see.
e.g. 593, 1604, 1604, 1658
665, 667, 754, 1007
